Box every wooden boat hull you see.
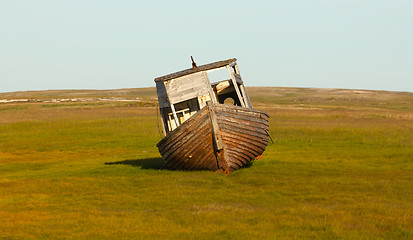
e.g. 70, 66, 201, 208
157, 103, 269, 173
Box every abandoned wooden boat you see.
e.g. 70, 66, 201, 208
155, 58, 269, 173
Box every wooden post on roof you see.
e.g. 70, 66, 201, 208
227, 66, 246, 107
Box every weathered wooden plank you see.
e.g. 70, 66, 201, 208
222, 130, 266, 152
225, 149, 250, 165
220, 128, 268, 151
169, 103, 180, 128
231, 64, 251, 108
227, 154, 253, 169
225, 146, 251, 162
156, 109, 209, 150
215, 103, 270, 117
221, 116, 269, 129
240, 84, 252, 108
217, 114, 269, 128
161, 118, 210, 155
234, 64, 240, 74
159, 108, 167, 136
215, 81, 230, 93
216, 108, 269, 122
197, 95, 210, 109
162, 123, 210, 162
174, 133, 216, 170
164, 71, 211, 104
221, 134, 265, 156
169, 133, 215, 170
164, 71, 206, 88
167, 87, 210, 105
161, 117, 210, 158
206, 101, 224, 151
156, 81, 170, 108
165, 128, 213, 170
165, 124, 210, 161
227, 66, 246, 107
226, 161, 239, 169
207, 102, 229, 173
155, 58, 237, 82
215, 106, 269, 122
157, 106, 208, 145
203, 72, 218, 104
234, 73, 243, 85
217, 112, 266, 124
185, 143, 217, 170
218, 117, 269, 134
217, 112, 269, 135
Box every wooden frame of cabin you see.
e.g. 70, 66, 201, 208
155, 58, 252, 135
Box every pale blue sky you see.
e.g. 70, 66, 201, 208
1, 0, 412, 93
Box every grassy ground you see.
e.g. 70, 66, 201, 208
0, 87, 412, 239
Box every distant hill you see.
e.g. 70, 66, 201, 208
1, 87, 411, 99
0, 88, 157, 99
1, 87, 412, 111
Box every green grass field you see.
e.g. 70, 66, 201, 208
1, 87, 412, 239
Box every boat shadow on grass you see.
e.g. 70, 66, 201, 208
105, 158, 255, 171
105, 157, 164, 170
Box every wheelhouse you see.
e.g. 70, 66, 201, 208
155, 58, 252, 135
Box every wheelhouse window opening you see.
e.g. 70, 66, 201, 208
207, 65, 249, 106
